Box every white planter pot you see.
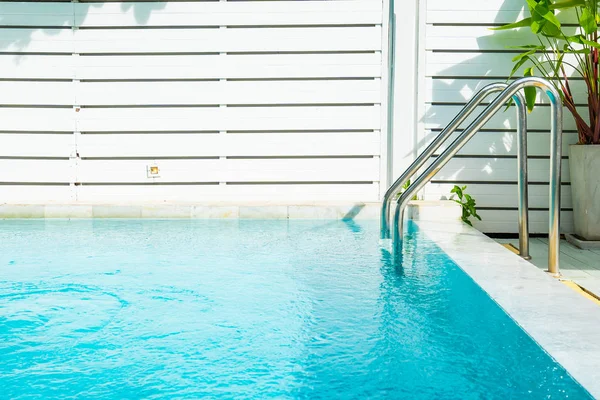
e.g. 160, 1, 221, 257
568, 144, 600, 241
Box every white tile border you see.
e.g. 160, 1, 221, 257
0, 201, 460, 221
415, 220, 600, 398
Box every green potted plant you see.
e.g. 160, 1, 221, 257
495, 0, 600, 243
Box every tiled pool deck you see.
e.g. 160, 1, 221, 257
496, 237, 600, 296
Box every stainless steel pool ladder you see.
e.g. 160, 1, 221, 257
381, 77, 563, 276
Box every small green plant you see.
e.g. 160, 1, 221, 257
450, 185, 482, 227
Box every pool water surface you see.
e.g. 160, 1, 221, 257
0, 219, 592, 399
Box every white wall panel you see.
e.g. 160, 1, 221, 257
0, 0, 385, 205
474, 210, 574, 234
0, 160, 72, 183
0, 109, 74, 132
0, 186, 73, 204
424, 104, 579, 131
76, 106, 381, 132
426, 53, 580, 78
425, 183, 573, 209
0, 134, 74, 157
77, 80, 381, 106
0, 29, 73, 53
77, 158, 379, 183
74, 27, 382, 53
0, 55, 74, 79
427, 0, 577, 24
0, 82, 74, 105
430, 131, 578, 157
434, 158, 570, 183
77, 133, 380, 158
426, 77, 586, 105
75, 53, 382, 80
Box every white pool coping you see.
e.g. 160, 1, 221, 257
0, 201, 460, 220
415, 219, 600, 398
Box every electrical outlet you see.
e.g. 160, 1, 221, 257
147, 164, 160, 178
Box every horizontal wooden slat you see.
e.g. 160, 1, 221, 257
434, 158, 570, 183
0, 186, 73, 203
424, 104, 580, 131
0, 160, 72, 183
0, 108, 74, 132
76, 183, 380, 203
76, 106, 380, 132
0, 55, 74, 79
473, 210, 573, 234
427, 0, 530, 11
427, 10, 529, 25
0, 134, 74, 157
0, 81, 74, 105
427, 9, 577, 26
426, 25, 577, 51
424, 183, 573, 209
427, 131, 579, 157
0, 29, 73, 53
77, 133, 380, 158
427, 0, 577, 24
75, 1, 382, 27
74, 27, 382, 54
426, 78, 586, 105
76, 53, 382, 80
77, 158, 379, 183
426, 52, 579, 78
76, 80, 381, 106
0, 27, 381, 54
0, 2, 73, 27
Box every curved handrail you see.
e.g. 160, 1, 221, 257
380, 82, 531, 259
381, 83, 508, 238
393, 76, 562, 276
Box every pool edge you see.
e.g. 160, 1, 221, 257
415, 220, 600, 399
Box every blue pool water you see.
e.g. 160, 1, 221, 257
0, 219, 591, 399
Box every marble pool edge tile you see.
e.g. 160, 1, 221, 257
92, 205, 143, 218
238, 206, 289, 219
44, 205, 94, 218
141, 205, 192, 219
415, 220, 600, 399
0, 202, 453, 221
0, 204, 45, 218
191, 205, 240, 219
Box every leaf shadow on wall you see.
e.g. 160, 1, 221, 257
0, 1, 167, 52
411, 0, 574, 231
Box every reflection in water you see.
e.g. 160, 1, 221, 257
342, 218, 363, 233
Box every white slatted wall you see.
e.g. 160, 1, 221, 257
0, 0, 386, 204
421, 0, 578, 233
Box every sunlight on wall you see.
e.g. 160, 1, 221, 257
459, 85, 474, 101
502, 132, 514, 154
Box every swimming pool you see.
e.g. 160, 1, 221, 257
0, 219, 592, 399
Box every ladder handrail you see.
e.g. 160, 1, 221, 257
391, 76, 562, 276
380, 82, 531, 259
